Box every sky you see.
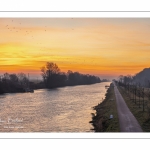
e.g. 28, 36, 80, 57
0, 18, 150, 80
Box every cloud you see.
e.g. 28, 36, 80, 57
1, 18, 150, 78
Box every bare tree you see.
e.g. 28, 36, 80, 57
17, 73, 28, 87
41, 62, 61, 88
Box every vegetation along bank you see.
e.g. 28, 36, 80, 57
90, 83, 119, 132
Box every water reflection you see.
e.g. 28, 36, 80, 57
0, 82, 111, 132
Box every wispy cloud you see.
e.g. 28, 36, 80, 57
1, 18, 150, 78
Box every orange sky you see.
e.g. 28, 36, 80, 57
0, 18, 150, 80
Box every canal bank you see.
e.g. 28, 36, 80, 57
0, 82, 110, 132
90, 83, 120, 132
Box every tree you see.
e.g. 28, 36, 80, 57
9, 74, 19, 83
41, 62, 61, 88
3, 73, 10, 81
41, 62, 101, 88
118, 75, 124, 83
17, 73, 28, 87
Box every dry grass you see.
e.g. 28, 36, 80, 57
90, 83, 120, 132
118, 86, 150, 132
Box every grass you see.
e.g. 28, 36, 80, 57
118, 86, 150, 132
90, 83, 120, 132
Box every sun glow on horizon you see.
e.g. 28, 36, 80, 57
1, 18, 150, 79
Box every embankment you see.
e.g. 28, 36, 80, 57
90, 83, 119, 132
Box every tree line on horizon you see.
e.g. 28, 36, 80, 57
41, 62, 101, 88
117, 68, 150, 88
113, 69, 149, 113
0, 62, 101, 94
0, 72, 44, 94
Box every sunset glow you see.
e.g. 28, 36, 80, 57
1, 18, 150, 79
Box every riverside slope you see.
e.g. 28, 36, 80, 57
113, 82, 143, 132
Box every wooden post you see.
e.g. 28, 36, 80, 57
135, 86, 137, 104
143, 88, 144, 112
138, 88, 141, 108
132, 85, 134, 102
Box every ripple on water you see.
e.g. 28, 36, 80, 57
0, 82, 111, 132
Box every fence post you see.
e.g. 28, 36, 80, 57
135, 86, 137, 104
143, 88, 144, 112
139, 88, 141, 108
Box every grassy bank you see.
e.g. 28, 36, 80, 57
118, 86, 150, 132
90, 83, 119, 132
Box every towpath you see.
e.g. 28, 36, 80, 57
113, 82, 143, 132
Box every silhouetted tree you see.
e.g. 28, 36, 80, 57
41, 62, 62, 88
17, 73, 29, 88
41, 62, 101, 88
0, 72, 29, 93
9, 74, 19, 83
66, 70, 101, 86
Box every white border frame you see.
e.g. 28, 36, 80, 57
0, 11, 150, 139
1, 12, 150, 18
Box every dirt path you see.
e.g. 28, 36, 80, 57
113, 82, 143, 132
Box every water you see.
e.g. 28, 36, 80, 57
0, 82, 111, 132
